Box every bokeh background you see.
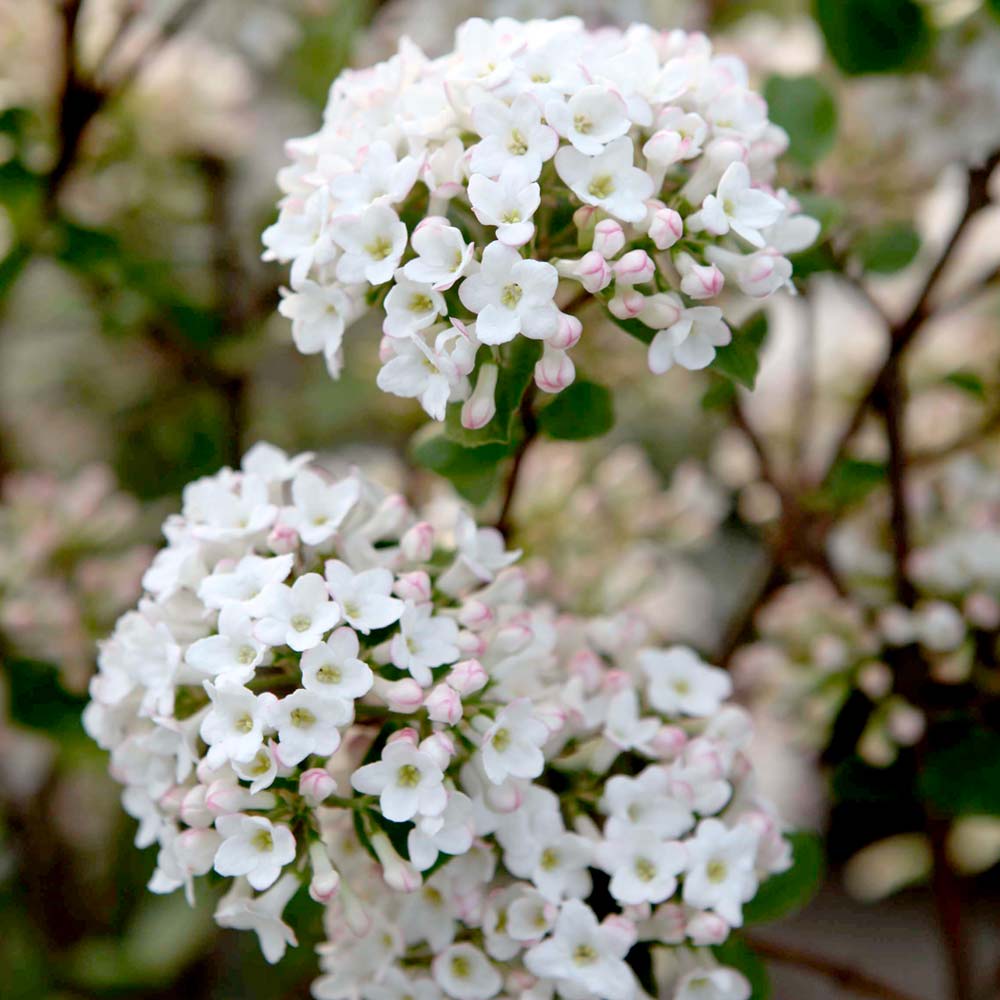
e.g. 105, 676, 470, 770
3, 1, 1000, 998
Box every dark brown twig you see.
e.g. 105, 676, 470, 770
495, 387, 537, 538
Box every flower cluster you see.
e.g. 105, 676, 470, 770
86, 443, 790, 999
265, 16, 816, 427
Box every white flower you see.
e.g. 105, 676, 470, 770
278, 280, 357, 378
233, 744, 279, 795
524, 900, 635, 1000
214, 873, 300, 964
402, 217, 476, 291
332, 204, 407, 286
266, 689, 348, 767
546, 85, 630, 155
597, 826, 686, 905
184, 604, 266, 682
200, 679, 269, 767
682, 819, 760, 927
675, 967, 751, 1000
531, 830, 593, 902
507, 887, 557, 942
214, 814, 297, 891
470, 93, 559, 179
408, 791, 476, 871
324, 560, 404, 634
328, 140, 421, 213
383, 273, 446, 338
647, 307, 731, 374
481, 698, 548, 785
255, 573, 342, 652
458, 242, 559, 346
689, 161, 784, 248
438, 511, 521, 595
198, 553, 295, 616
366, 969, 443, 1000
601, 768, 694, 841
602, 687, 660, 753
390, 601, 461, 685
468, 163, 540, 248
555, 136, 653, 223
282, 469, 360, 547
376, 326, 476, 420
299, 626, 374, 703
182, 472, 276, 543
432, 943, 502, 1000
351, 738, 446, 822
641, 647, 733, 717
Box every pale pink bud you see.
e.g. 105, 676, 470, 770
394, 570, 431, 603
448, 658, 489, 695
486, 779, 523, 813
613, 249, 655, 286
593, 219, 626, 259
534, 345, 575, 393
159, 785, 186, 816
339, 883, 372, 935
687, 912, 729, 945
421, 731, 456, 768
310, 869, 341, 904
374, 677, 424, 712
494, 623, 533, 654
657, 903, 687, 944
607, 289, 644, 320
638, 292, 682, 330
603, 669, 631, 694
180, 785, 214, 828
457, 630, 487, 656
176, 828, 220, 875
267, 521, 298, 555
601, 914, 638, 953
573, 204, 598, 239
568, 649, 604, 691
387, 727, 420, 747
648, 206, 684, 250
549, 311, 583, 350
299, 767, 337, 806
676, 253, 724, 299
205, 780, 275, 816
461, 363, 499, 430
425, 683, 464, 725
740, 249, 791, 297
458, 600, 494, 630
643, 129, 684, 167
650, 725, 688, 759
400, 521, 434, 562
372, 832, 421, 892
379, 335, 395, 364
572, 250, 613, 293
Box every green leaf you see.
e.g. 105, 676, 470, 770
988, 0, 1000, 20
5, 658, 86, 736
919, 729, 1000, 817
702, 377, 736, 411
606, 310, 655, 345
55, 222, 122, 278
712, 938, 772, 999
537, 380, 614, 440
744, 832, 824, 925
764, 75, 838, 167
856, 222, 921, 274
944, 370, 986, 399
445, 338, 542, 446
712, 312, 768, 390
411, 432, 512, 504
826, 458, 886, 506
815, 0, 931, 75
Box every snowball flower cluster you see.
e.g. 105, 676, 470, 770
266, 16, 816, 428
86, 443, 790, 999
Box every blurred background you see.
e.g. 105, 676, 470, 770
3, 1, 1000, 998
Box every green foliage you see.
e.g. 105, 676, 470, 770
606, 310, 655, 346
856, 222, 922, 274
815, 0, 931, 75
944, 370, 987, 399
445, 339, 542, 447
712, 938, 772, 999
919, 729, 1000, 817
5, 658, 87, 737
826, 458, 887, 507
744, 833, 824, 925
712, 312, 768, 390
537, 381, 614, 440
764, 76, 838, 167
411, 432, 514, 504
988, 0, 1000, 20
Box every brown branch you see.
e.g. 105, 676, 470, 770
747, 936, 927, 1000
495, 386, 537, 538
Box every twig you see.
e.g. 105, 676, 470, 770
928, 818, 974, 1000
495, 387, 537, 538
747, 936, 927, 1000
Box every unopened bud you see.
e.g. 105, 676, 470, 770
648, 205, 684, 249
400, 522, 434, 562
394, 570, 431, 603
371, 832, 422, 892
299, 768, 337, 806
534, 345, 575, 393
448, 658, 489, 695
373, 677, 425, 713
593, 219, 626, 259
461, 363, 498, 430
425, 683, 464, 725
607, 289, 644, 320
613, 249, 655, 286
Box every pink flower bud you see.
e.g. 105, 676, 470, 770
572, 250, 613, 293
267, 521, 298, 555
461, 363, 499, 430
448, 658, 489, 695
534, 345, 576, 393
549, 312, 583, 351
374, 677, 425, 712
180, 785, 214, 828
573, 204, 598, 238
677, 255, 724, 299
205, 780, 274, 816
177, 828, 220, 875
458, 600, 494, 631
613, 249, 655, 286
159, 785, 186, 816
593, 219, 626, 258
608, 288, 644, 320
568, 649, 604, 690
425, 683, 464, 724
400, 522, 434, 562
687, 912, 729, 946
372, 832, 421, 892
601, 914, 638, 953
638, 292, 682, 330
648, 206, 684, 250
379, 335, 395, 364
387, 727, 420, 747
602, 669, 631, 694
394, 570, 431, 604
656, 903, 687, 944
310, 869, 341, 904
486, 779, 523, 813
650, 725, 688, 759
299, 767, 337, 806
421, 731, 456, 768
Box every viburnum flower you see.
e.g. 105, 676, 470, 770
86, 444, 792, 997
266, 17, 815, 429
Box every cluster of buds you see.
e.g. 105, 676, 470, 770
86, 444, 790, 1000
265, 16, 816, 429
